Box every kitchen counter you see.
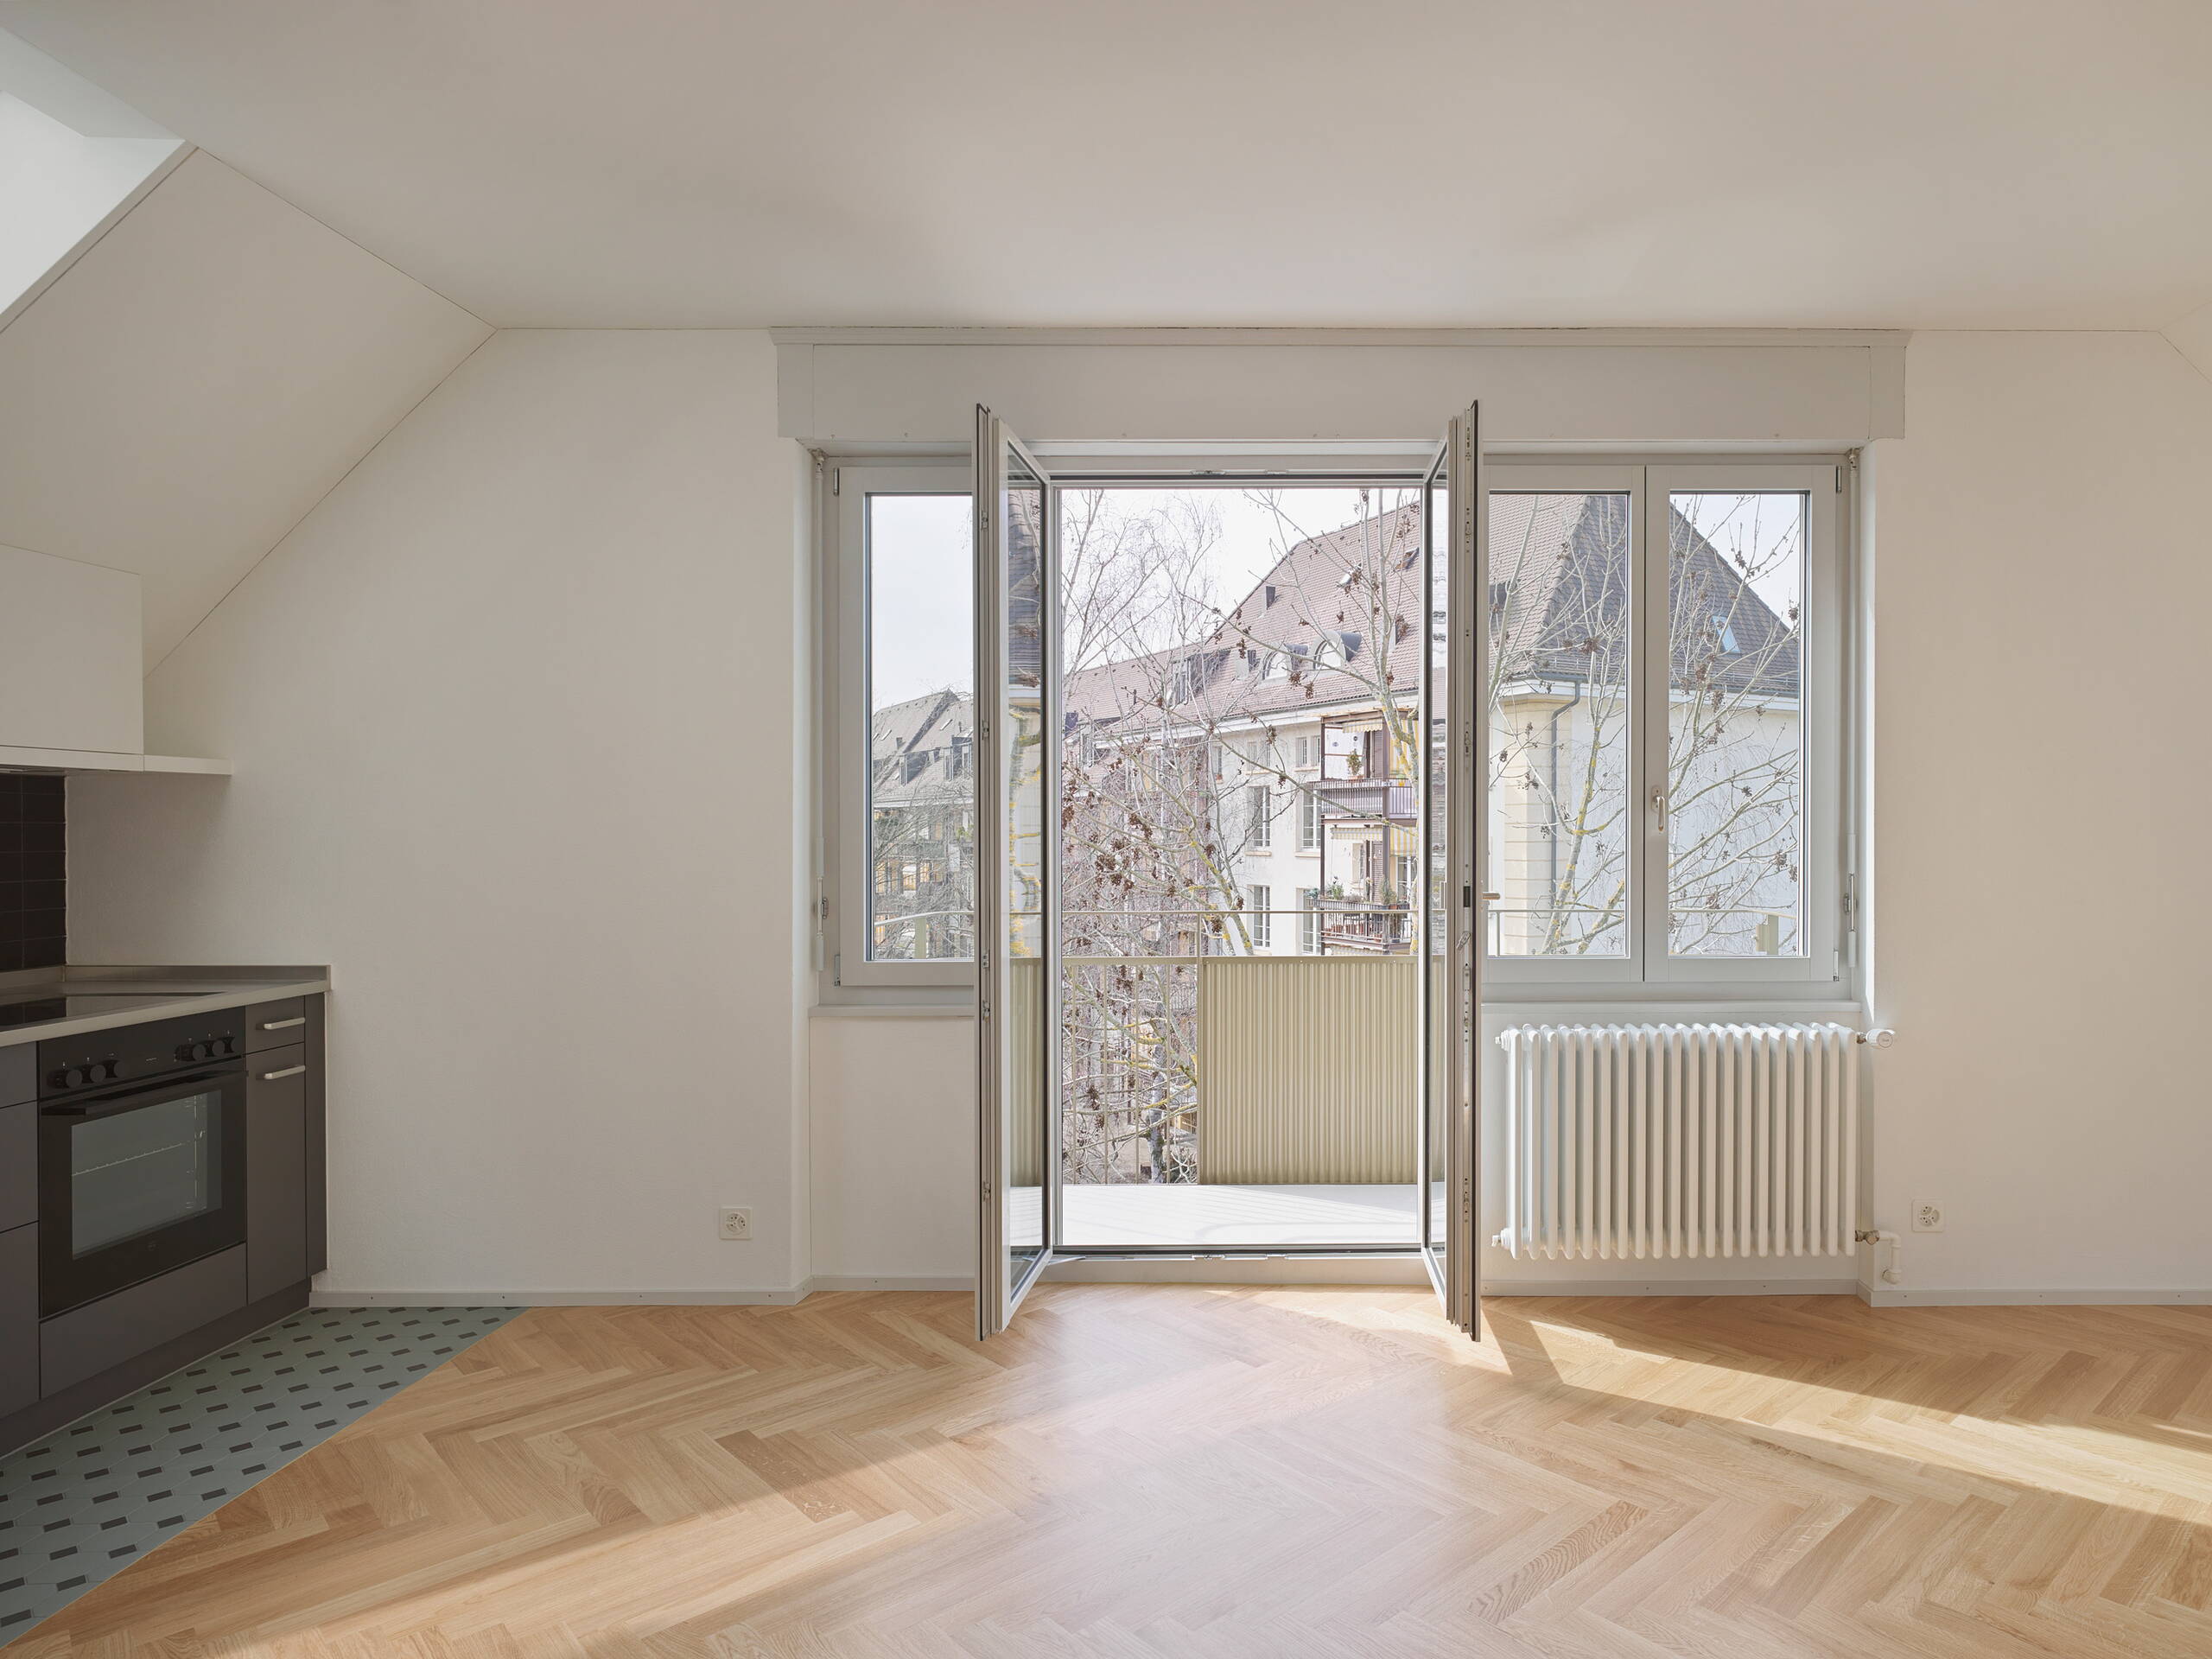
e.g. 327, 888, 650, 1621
0, 965, 331, 1047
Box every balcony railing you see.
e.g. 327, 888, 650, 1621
1055, 918, 1422, 1185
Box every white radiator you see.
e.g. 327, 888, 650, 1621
1496, 1023, 1863, 1260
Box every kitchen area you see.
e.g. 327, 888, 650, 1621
1, 961, 329, 1455
0, 537, 350, 1636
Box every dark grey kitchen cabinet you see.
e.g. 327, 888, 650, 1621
0, 1223, 34, 1417
246, 1044, 309, 1301
240, 996, 308, 1055
0, 1099, 31, 1232
0, 1040, 31, 1108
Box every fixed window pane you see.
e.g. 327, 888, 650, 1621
1486, 493, 1633, 957
1665, 492, 1806, 957
866, 493, 976, 961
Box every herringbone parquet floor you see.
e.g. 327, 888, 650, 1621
16, 1287, 2212, 1657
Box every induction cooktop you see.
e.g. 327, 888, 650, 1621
0, 991, 217, 1033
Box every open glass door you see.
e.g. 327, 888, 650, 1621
1418, 403, 1484, 1334
973, 407, 1058, 1338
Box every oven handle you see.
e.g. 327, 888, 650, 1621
41, 1065, 244, 1120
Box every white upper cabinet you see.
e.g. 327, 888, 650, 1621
0, 542, 142, 755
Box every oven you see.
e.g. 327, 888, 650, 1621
37, 1014, 248, 1319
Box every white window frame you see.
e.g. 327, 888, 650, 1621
1248, 885, 1272, 949
820, 452, 1854, 1004
1248, 782, 1274, 849
1485, 458, 1846, 994
825, 459, 975, 994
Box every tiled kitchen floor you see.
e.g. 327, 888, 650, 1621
0, 1306, 524, 1643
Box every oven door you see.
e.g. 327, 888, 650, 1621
39, 1064, 248, 1318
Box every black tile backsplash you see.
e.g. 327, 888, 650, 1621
0, 775, 65, 972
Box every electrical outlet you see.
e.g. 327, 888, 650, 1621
1911, 1201, 1945, 1233
718, 1207, 753, 1242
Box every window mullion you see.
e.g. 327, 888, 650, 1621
1635, 466, 1666, 983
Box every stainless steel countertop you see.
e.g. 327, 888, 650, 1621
0, 965, 330, 1048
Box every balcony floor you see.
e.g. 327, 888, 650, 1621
1027, 1181, 1421, 1249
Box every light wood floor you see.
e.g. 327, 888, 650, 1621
17, 1287, 2212, 1657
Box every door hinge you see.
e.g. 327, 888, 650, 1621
1835, 463, 1845, 493
1843, 873, 1859, 933
830, 467, 842, 497
831, 952, 842, 986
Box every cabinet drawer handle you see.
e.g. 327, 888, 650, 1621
261, 1065, 307, 1082
260, 1016, 307, 1031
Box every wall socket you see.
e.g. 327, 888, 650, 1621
718, 1207, 753, 1241
1911, 1201, 1946, 1233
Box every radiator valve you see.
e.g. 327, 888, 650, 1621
1855, 1228, 1904, 1283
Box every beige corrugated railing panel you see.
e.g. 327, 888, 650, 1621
1198, 958, 1417, 1184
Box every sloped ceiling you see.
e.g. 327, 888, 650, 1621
2, 0, 2211, 330
0, 148, 490, 667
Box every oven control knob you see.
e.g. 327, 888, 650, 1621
48, 1068, 73, 1090
99, 1059, 119, 1081
175, 1042, 196, 1062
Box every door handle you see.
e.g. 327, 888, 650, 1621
260, 1065, 307, 1082
259, 1016, 306, 1031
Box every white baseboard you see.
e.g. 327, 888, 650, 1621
1859, 1282, 2212, 1308
327, 1272, 2203, 1310
1484, 1276, 1861, 1297
310, 1287, 811, 1307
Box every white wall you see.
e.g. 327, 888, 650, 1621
809, 329, 2212, 1304
68, 329, 815, 1300
60, 322, 2212, 1306
810, 1013, 973, 1285
1866, 330, 2212, 1300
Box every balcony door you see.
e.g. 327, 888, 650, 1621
1419, 404, 1484, 1334
973, 408, 1059, 1338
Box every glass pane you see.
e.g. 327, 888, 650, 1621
866, 493, 975, 962
1666, 492, 1807, 957
1486, 493, 1632, 957
1001, 444, 1048, 1268
72, 1092, 219, 1255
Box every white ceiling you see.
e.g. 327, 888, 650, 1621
3, 0, 2211, 332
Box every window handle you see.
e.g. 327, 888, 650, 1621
1649, 785, 1668, 830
